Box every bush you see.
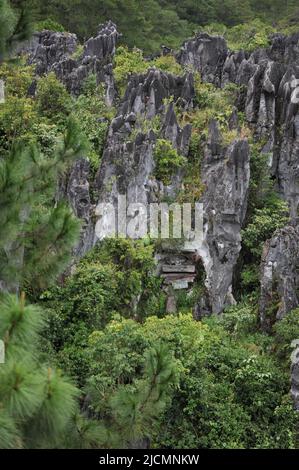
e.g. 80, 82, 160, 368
114, 46, 149, 96
203, 20, 274, 51
274, 309, 299, 361
242, 199, 289, 258
35, 19, 65, 32
85, 313, 298, 448
40, 239, 166, 384
151, 55, 183, 75
70, 78, 113, 176
154, 139, 186, 185
0, 62, 35, 98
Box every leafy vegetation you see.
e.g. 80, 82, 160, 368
31, 0, 299, 53
1, 0, 299, 451
86, 312, 297, 448
154, 139, 186, 185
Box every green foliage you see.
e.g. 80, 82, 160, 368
242, 148, 289, 260
32, 0, 192, 54
70, 44, 84, 60
151, 54, 184, 75
70, 78, 113, 176
0, 61, 35, 97
31, 0, 299, 54
0, 117, 88, 291
154, 139, 186, 185
239, 145, 289, 296
2, 0, 299, 450
39, 239, 166, 385
36, 72, 72, 119
225, 20, 273, 51
0, 294, 80, 449
0, 62, 64, 153
240, 264, 260, 291
273, 309, 299, 361
179, 76, 250, 147
114, 46, 149, 95
0, 94, 37, 149
242, 200, 289, 258
204, 19, 273, 51
213, 301, 258, 337
0, 61, 38, 150
108, 343, 179, 446
114, 46, 184, 97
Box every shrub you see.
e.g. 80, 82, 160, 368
0, 62, 35, 97
242, 200, 289, 258
151, 55, 183, 75
36, 72, 72, 119
70, 79, 114, 175
35, 19, 65, 32
203, 20, 274, 52
154, 139, 186, 185
274, 309, 299, 361
85, 313, 298, 449
114, 46, 149, 95
40, 239, 165, 384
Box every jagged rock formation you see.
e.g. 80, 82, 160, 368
24, 22, 120, 259
94, 68, 194, 240
27, 30, 78, 74
178, 31, 299, 324
194, 120, 250, 316
23, 23, 299, 323
56, 158, 94, 260
259, 225, 299, 331
27, 21, 119, 104
177, 32, 299, 218
177, 33, 228, 87
93, 68, 195, 311
66, 158, 95, 258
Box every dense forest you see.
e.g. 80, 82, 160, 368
0, 0, 299, 450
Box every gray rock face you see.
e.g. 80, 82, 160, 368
28, 21, 119, 104
27, 30, 78, 74
24, 23, 120, 258
259, 225, 299, 331
66, 158, 95, 258
94, 68, 194, 242
177, 30, 299, 338
291, 341, 299, 411
194, 121, 250, 316
177, 33, 228, 86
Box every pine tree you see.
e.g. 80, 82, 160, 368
0, 3, 179, 448
85, 343, 180, 448
0, 117, 88, 292
111, 343, 179, 448
0, 0, 33, 62
0, 9, 90, 448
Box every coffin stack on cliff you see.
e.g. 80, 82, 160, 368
26, 25, 299, 323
